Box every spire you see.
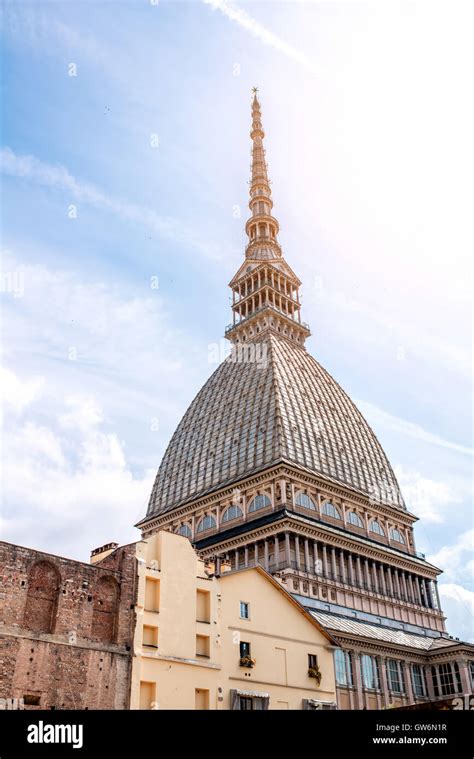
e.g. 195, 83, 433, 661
225, 90, 311, 347
245, 88, 282, 261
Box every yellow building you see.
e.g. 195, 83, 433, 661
130, 530, 338, 710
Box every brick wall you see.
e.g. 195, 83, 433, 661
0, 541, 138, 709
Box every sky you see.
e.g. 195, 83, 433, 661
0, 0, 472, 641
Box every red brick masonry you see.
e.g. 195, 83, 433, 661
0, 541, 138, 710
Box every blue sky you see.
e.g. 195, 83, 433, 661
1, 0, 472, 640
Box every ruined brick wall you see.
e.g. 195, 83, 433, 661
0, 541, 138, 710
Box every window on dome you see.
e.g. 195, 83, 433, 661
196, 515, 216, 534
295, 492, 316, 510
222, 504, 243, 523
178, 524, 192, 538
322, 502, 341, 520
248, 494, 271, 513
347, 511, 363, 528
370, 520, 385, 536
390, 528, 405, 543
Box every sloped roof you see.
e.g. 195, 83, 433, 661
145, 334, 405, 518
310, 610, 456, 651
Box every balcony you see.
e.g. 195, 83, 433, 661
245, 237, 282, 256
225, 305, 310, 334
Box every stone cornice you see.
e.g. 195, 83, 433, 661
138, 458, 417, 534
197, 509, 439, 578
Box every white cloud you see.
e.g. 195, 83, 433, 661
59, 396, 104, 432
0, 147, 223, 261
1, 368, 153, 560
428, 530, 474, 580
359, 400, 473, 456
0, 253, 216, 557
202, 0, 321, 76
0, 366, 44, 414
395, 467, 463, 523
425, 532, 474, 641
438, 583, 474, 644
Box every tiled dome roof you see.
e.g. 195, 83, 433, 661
146, 334, 405, 517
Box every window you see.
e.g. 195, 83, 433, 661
386, 660, 406, 694
142, 625, 159, 648
248, 494, 271, 512
370, 520, 385, 536
322, 502, 341, 519
433, 663, 462, 696
196, 590, 211, 623
139, 681, 156, 710
240, 601, 250, 619
390, 528, 405, 543
222, 504, 243, 523
308, 654, 318, 670
295, 492, 316, 510
240, 641, 251, 658
470, 661, 474, 688
230, 690, 269, 710
178, 524, 192, 538
196, 515, 216, 533
412, 664, 427, 698
196, 634, 210, 658
361, 655, 380, 689
334, 650, 353, 687
144, 578, 160, 612
347, 511, 363, 528
195, 688, 210, 710
239, 697, 254, 710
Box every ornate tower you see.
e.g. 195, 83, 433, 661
138, 90, 474, 710
226, 90, 310, 347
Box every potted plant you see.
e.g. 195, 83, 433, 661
239, 655, 256, 668
308, 665, 322, 685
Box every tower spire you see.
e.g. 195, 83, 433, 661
225, 90, 311, 347
245, 89, 282, 261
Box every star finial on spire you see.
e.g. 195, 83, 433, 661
252, 86, 258, 95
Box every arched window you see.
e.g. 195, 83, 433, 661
347, 511, 364, 528
322, 502, 341, 519
179, 524, 192, 538
390, 528, 405, 544
370, 520, 385, 536
91, 577, 118, 643
248, 494, 271, 513
23, 560, 60, 633
295, 492, 316, 510
222, 504, 243, 523
196, 515, 216, 534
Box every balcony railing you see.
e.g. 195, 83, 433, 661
225, 305, 310, 334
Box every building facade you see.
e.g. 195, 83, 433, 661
137, 91, 474, 709
130, 530, 338, 710
0, 540, 137, 710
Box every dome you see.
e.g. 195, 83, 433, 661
146, 334, 405, 518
